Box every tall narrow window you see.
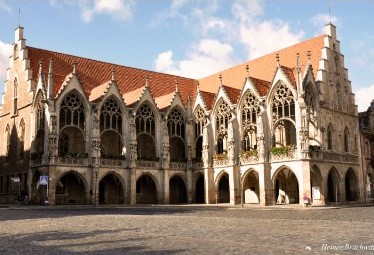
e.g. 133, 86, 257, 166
136, 103, 156, 159
344, 127, 349, 152
5, 124, 10, 160
241, 91, 260, 151
215, 100, 231, 154
100, 97, 123, 156
271, 83, 296, 147
19, 119, 25, 159
168, 108, 185, 161
13, 44, 18, 60
13, 78, 18, 115
327, 124, 333, 150
194, 106, 206, 160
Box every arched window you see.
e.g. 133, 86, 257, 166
168, 108, 185, 161
136, 103, 156, 159
58, 92, 86, 156
13, 78, 18, 115
5, 124, 10, 159
19, 119, 25, 159
344, 127, 349, 152
241, 91, 260, 151
334, 54, 339, 73
327, 124, 333, 150
271, 83, 296, 147
194, 106, 206, 160
100, 97, 123, 156
59, 92, 85, 130
100, 97, 122, 133
215, 100, 231, 154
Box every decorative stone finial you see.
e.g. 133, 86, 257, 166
38, 60, 43, 76
145, 75, 149, 87
175, 79, 179, 92
296, 53, 300, 72
307, 51, 312, 65
276, 53, 280, 66
72, 61, 77, 74
246, 64, 249, 78
48, 58, 53, 74
219, 74, 223, 86
196, 81, 200, 92
111, 67, 116, 81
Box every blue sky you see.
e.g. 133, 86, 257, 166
0, 0, 373, 111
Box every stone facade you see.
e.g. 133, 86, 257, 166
0, 24, 366, 206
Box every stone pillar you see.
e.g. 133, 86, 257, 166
163, 170, 169, 204
263, 162, 273, 205
161, 117, 170, 169
48, 169, 56, 206
128, 114, 137, 168
130, 168, 137, 205
229, 165, 240, 205
204, 167, 215, 204
186, 169, 193, 203
301, 161, 312, 205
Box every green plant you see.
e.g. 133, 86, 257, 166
270, 145, 296, 156
213, 152, 228, 160
239, 150, 258, 158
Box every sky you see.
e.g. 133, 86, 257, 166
0, 0, 373, 111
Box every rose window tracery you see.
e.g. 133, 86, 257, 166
241, 92, 260, 150
100, 98, 122, 133
59, 92, 85, 130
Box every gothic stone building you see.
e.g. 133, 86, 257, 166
0, 24, 365, 206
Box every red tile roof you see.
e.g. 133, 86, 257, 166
26, 34, 325, 111
27, 47, 197, 106
198, 34, 325, 96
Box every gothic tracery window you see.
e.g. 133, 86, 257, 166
215, 100, 231, 154
136, 103, 156, 159
100, 97, 123, 156
59, 92, 85, 130
272, 83, 296, 147
168, 108, 185, 161
58, 92, 86, 156
194, 106, 206, 160
241, 91, 260, 151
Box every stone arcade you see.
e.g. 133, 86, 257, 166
0, 23, 367, 206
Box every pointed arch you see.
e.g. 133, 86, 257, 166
169, 174, 187, 204
194, 172, 205, 203
59, 90, 86, 131
345, 168, 359, 202
98, 171, 125, 204
216, 171, 230, 203
136, 173, 158, 204
242, 169, 260, 204
194, 105, 206, 160
55, 170, 87, 205
327, 167, 340, 203
273, 166, 299, 204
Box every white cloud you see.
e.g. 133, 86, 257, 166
310, 13, 340, 34
0, 40, 12, 85
81, 0, 135, 23
355, 84, 374, 112
0, 0, 12, 13
51, 0, 135, 23
155, 39, 236, 79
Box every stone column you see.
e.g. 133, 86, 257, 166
130, 168, 137, 205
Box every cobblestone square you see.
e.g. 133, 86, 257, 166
1, 205, 374, 255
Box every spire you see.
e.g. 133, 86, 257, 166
111, 67, 116, 81
72, 61, 77, 74
175, 79, 179, 93
296, 53, 300, 72
196, 81, 200, 92
219, 74, 223, 86
187, 93, 191, 107
47, 58, 54, 99
276, 53, 280, 67
246, 64, 250, 78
